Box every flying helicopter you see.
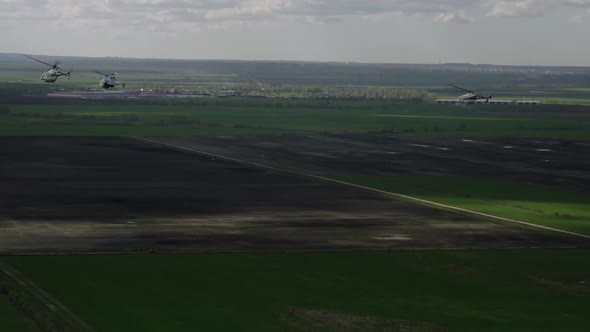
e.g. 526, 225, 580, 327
95, 71, 125, 89
22, 54, 70, 83
450, 85, 492, 104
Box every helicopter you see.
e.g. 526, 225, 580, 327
22, 54, 70, 83
450, 85, 492, 104
95, 71, 125, 89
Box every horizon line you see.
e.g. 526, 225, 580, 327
2, 52, 590, 69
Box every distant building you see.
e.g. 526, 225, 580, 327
476, 99, 513, 105
435, 99, 459, 104
514, 100, 541, 105
435, 99, 540, 105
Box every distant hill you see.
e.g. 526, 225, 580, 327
2, 53, 590, 87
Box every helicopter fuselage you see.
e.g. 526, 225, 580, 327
41, 68, 68, 83
457, 92, 489, 104
99, 75, 122, 89
41, 69, 59, 83
457, 92, 477, 102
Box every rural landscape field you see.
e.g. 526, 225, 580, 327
1, 53, 589, 332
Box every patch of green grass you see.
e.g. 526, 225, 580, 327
373, 114, 532, 121
335, 176, 590, 235
0, 296, 33, 332
2, 100, 589, 139
2, 250, 590, 332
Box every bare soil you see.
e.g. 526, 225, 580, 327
153, 133, 590, 192
282, 308, 448, 332
0, 136, 584, 254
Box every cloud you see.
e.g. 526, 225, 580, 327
564, 0, 590, 7
0, 1, 478, 24
0, 0, 576, 27
486, 0, 542, 18
568, 4, 590, 23
435, 11, 474, 24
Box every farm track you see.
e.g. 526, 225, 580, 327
0, 262, 94, 332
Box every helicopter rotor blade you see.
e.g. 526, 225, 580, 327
21, 54, 55, 68
450, 84, 475, 94
94, 71, 109, 76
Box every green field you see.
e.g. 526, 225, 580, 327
2, 250, 590, 332
0, 297, 32, 332
1, 96, 589, 331
336, 176, 590, 236
2, 99, 590, 139
2, 56, 590, 332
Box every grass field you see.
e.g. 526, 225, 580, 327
1, 96, 589, 331
336, 176, 590, 236
2, 250, 590, 332
0, 296, 31, 332
2, 100, 589, 139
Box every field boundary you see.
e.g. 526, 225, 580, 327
0, 262, 95, 332
132, 136, 590, 241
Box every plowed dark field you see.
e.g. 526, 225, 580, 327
0, 136, 583, 253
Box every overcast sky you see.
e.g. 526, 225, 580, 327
1, 0, 589, 66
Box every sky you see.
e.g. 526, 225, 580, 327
1, 0, 589, 66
